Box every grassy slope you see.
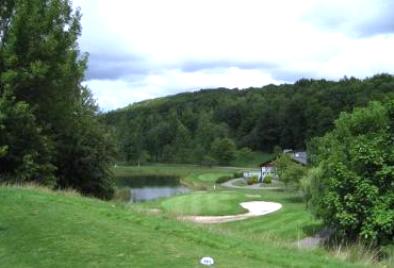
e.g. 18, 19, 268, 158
0, 185, 366, 268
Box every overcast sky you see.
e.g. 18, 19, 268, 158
72, 0, 394, 111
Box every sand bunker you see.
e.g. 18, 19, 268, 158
179, 201, 282, 224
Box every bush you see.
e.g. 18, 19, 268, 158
233, 172, 244, 178
273, 154, 307, 187
201, 155, 217, 167
310, 101, 394, 245
247, 176, 258, 185
215, 176, 233, 184
263, 175, 273, 184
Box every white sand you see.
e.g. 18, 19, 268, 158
179, 201, 282, 224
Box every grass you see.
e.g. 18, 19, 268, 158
231, 151, 274, 168
113, 164, 252, 189
161, 191, 250, 216
140, 187, 321, 242
0, 184, 369, 268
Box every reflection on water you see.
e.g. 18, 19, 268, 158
130, 186, 190, 202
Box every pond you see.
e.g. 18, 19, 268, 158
115, 174, 190, 202
130, 186, 190, 202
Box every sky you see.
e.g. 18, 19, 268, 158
72, 0, 394, 111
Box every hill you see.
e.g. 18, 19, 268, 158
103, 74, 394, 165
0, 185, 367, 268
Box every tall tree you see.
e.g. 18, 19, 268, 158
0, 0, 115, 199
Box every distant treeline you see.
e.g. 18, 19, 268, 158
103, 74, 394, 165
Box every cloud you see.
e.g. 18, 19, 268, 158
87, 67, 283, 111
85, 52, 149, 80
270, 70, 316, 82
72, 0, 394, 111
304, 0, 394, 37
180, 61, 277, 73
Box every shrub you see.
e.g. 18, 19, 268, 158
233, 172, 244, 178
263, 175, 273, 184
273, 154, 307, 187
215, 176, 233, 184
201, 155, 217, 167
310, 101, 394, 245
247, 176, 258, 185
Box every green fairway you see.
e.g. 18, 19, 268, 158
140, 187, 321, 241
0, 185, 371, 268
161, 191, 250, 216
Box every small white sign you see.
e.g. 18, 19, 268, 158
200, 256, 214, 266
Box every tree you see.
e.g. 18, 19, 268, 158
273, 153, 307, 187
235, 147, 254, 163
102, 75, 394, 166
55, 89, 116, 199
309, 101, 394, 244
0, 93, 55, 185
210, 137, 236, 165
172, 120, 192, 163
0, 0, 115, 199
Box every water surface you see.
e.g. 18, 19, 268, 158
130, 186, 190, 202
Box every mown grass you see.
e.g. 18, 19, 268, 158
0, 185, 368, 268
139, 187, 321, 242
217, 189, 322, 241
161, 191, 250, 216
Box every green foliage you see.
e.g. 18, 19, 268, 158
231, 150, 274, 168
247, 176, 258, 185
233, 171, 244, 178
104, 74, 394, 165
0, 94, 55, 185
0, 145, 7, 158
310, 100, 394, 244
55, 102, 116, 199
210, 137, 236, 165
234, 147, 254, 162
299, 166, 322, 203
264, 175, 273, 184
273, 145, 283, 157
274, 154, 307, 187
215, 175, 233, 184
200, 155, 217, 167
0, 0, 115, 199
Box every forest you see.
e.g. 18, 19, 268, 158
104, 74, 394, 165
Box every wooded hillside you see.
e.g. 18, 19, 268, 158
103, 74, 394, 165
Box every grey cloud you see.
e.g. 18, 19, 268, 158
305, 0, 394, 37
357, 17, 394, 36
85, 53, 150, 80
270, 69, 316, 82
180, 60, 277, 73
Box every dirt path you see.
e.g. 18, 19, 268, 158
179, 201, 282, 224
